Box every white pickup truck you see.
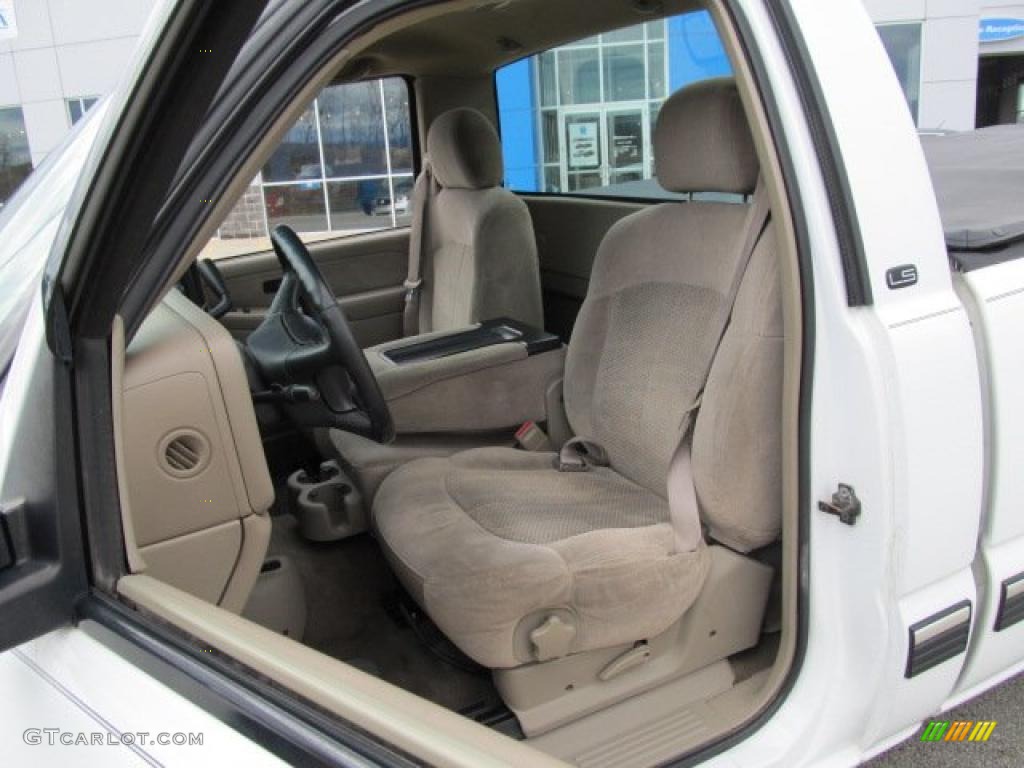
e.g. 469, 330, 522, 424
0, 0, 1021, 766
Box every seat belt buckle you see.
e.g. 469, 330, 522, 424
556, 453, 589, 472
403, 279, 422, 302
515, 421, 552, 452
555, 437, 608, 472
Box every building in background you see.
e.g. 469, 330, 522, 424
866, 1, 1024, 130
216, 77, 415, 245
496, 12, 731, 194
0, 1, 1021, 213
497, 3, 1024, 195
0, 0, 158, 202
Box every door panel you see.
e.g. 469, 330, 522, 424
0, 306, 88, 652
524, 195, 645, 340
214, 227, 409, 347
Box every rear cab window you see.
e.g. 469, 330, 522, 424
202, 77, 415, 260
495, 10, 740, 203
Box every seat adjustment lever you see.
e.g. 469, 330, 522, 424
599, 642, 652, 681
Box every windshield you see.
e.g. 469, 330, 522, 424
0, 100, 107, 383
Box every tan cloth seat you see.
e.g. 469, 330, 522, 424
409, 107, 544, 333
373, 78, 783, 669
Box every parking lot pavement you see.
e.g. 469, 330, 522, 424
866, 671, 1024, 767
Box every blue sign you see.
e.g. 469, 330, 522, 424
979, 18, 1024, 43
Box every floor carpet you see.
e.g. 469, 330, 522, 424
266, 513, 502, 714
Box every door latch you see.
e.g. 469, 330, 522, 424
818, 483, 861, 526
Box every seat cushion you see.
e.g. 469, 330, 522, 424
373, 447, 709, 668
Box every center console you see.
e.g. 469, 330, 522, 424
379, 318, 561, 364
366, 317, 566, 435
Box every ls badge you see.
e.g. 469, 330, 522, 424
886, 264, 918, 290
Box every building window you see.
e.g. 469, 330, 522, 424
876, 23, 922, 124
67, 96, 99, 125
495, 10, 732, 200
0, 106, 32, 204
207, 77, 414, 258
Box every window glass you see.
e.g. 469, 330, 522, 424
608, 111, 643, 170
67, 96, 100, 126
320, 81, 386, 177
541, 110, 559, 163
202, 77, 416, 260
263, 104, 320, 183
0, 107, 32, 204
543, 166, 561, 193
495, 10, 733, 201
603, 45, 646, 101
564, 35, 599, 48
383, 78, 413, 173
603, 26, 643, 44
558, 48, 601, 105
876, 23, 922, 123
265, 182, 327, 233
647, 42, 665, 99
538, 51, 557, 108
646, 20, 666, 40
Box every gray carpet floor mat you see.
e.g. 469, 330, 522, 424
267, 514, 502, 715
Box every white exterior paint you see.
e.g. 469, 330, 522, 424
705, 2, 987, 764
0, 0, 1021, 766
949, 260, 1024, 698
0, 628, 286, 766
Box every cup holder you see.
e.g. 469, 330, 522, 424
287, 460, 366, 541
296, 462, 340, 486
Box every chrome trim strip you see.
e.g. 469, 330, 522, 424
912, 605, 971, 645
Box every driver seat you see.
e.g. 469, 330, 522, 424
403, 107, 544, 334
372, 78, 783, 672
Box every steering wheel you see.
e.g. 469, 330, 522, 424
244, 225, 394, 443
196, 259, 233, 319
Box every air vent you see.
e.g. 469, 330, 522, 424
158, 430, 210, 478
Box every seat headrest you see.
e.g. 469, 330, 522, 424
654, 77, 758, 195
426, 108, 504, 190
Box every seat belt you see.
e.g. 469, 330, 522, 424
403, 162, 435, 337
668, 176, 771, 553
551, 178, 770, 553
